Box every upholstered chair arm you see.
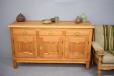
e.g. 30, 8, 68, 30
92, 41, 104, 56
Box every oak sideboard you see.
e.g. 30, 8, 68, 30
9, 21, 94, 68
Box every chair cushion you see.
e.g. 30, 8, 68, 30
94, 25, 104, 49
103, 52, 114, 64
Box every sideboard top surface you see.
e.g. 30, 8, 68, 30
9, 21, 94, 28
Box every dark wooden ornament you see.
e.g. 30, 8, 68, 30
75, 16, 82, 24
16, 13, 26, 22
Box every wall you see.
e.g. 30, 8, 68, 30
0, 0, 114, 58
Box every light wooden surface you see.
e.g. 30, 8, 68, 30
9, 21, 94, 68
9, 21, 94, 28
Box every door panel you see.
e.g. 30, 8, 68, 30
13, 34, 37, 58
38, 36, 63, 58
64, 36, 88, 59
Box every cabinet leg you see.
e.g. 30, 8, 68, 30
13, 60, 17, 69
86, 62, 90, 69
97, 70, 101, 76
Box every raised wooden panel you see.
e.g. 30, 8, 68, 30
64, 36, 88, 59
38, 36, 64, 58
13, 33, 37, 58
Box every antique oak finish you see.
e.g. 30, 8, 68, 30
9, 21, 94, 68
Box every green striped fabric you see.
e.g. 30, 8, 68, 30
103, 25, 114, 55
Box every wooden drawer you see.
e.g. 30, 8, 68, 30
13, 29, 36, 35
38, 29, 63, 35
65, 29, 90, 36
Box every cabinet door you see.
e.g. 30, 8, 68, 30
13, 29, 37, 58
38, 36, 63, 59
64, 36, 88, 59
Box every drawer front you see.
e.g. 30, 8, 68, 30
65, 29, 90, 36
38, 29, 63, 36
13, 29, 36, 35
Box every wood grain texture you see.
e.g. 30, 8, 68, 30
9, 21, 94, 69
